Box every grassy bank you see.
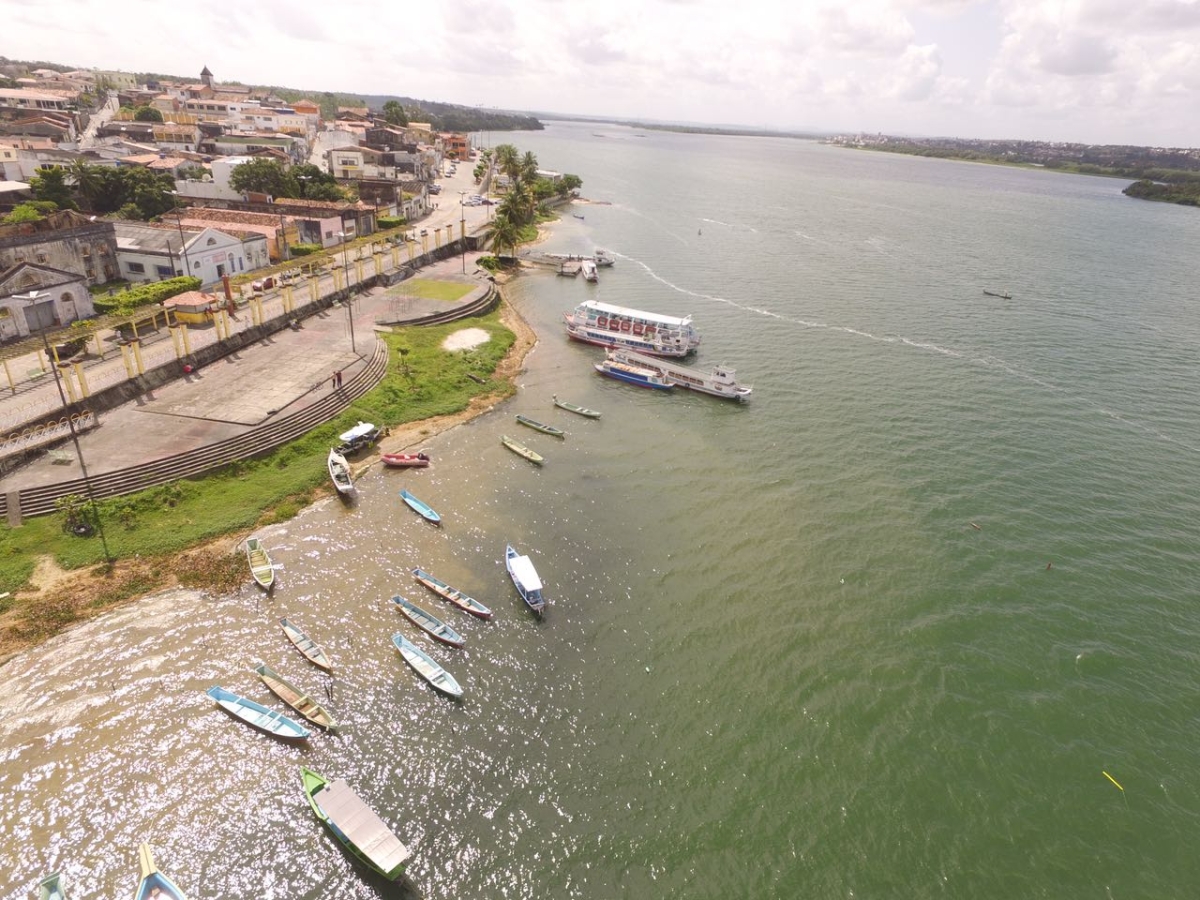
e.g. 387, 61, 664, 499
0, 309, 517, 650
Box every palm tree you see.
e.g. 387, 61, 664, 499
493, 144, 519, 180
486, 211, 521, 263
519, 151, 538, 182
500, 178, 535, 227
68, 159, 104, 212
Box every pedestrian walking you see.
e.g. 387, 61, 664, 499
335, 370, 343, 388
331, 372, 338, 391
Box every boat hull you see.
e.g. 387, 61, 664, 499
412, 567, 493, 619
392, 633, 464, 697
392, 595, 466, 647
399, 488, 441, 524
328, 449, 354, 494
594, 361, 674, 390
609, 349, 752, 401
565, 324, 693, 357
300, 767, 409, 881
505, 545, 546, 616
254, 663, 337, 731
552, 395, 601, 418
206, 685, 311, 742
501, 435, 544, 464
381, 452, 430, 468
280, 618, 333, 672
246, 537, 274, 590
135, 844, 188, 900
516, 414, 565, 437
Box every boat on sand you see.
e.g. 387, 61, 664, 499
327, 448, 354, 494
381, 451, 430, 468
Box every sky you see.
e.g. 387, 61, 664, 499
8, 0, 1200, 147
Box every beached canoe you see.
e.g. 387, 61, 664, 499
412, 566, 493, 620
37, 872, 67, 900
245, 536, 274, 591
206, 685, 311, 742
328, 448, 354, 494
552, 394, 601, 418
134, 843, 188, 900
280, 617, 333, 672
391, 633, 464, 698
254, 663, 338, 731
515, 414, 565, 437
505, 544, 546, 616
399, 488, 441, 524
300, 766, 410, 881
392, 595, 466, 648
500, 434, 544, 465
380, 451, 430, 468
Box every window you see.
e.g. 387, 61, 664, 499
155, 265, 173, 277
36, 253, 48, 263
128, 262, 146, 274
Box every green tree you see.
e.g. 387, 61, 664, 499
291, 163, 346, 201
133, 105, 164, 122
499, 177, 535, 227
90, 167, 129, 214
382, 100, 408, 127
118, 167, 176, 220
29, 167, 77, 210
68, 159, 105, 211
560, 173, 582, 195
493, 143, 519, 180
2, 202, 51, 224
486, 210, 521, 261
229, 158, 292, 198
519, 150, 539, 182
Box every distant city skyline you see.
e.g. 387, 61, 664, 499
9, 0, 1200, 148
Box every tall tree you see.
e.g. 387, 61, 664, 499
493, 143, 519, 180
68, 159, 105, 211
382, 100, 408, 127
133, 105, 164, 122
29, 168, 77, 211
486, 211, 521, 261
519, 151, 539, 182
229, 158, 293, 198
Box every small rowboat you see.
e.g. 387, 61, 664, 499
134, 843, 189, 900
38, 872, 67, 900
391, 633, 464, 698
399, 488, 441, 524
505, 544, 546, 616
328, 448, 354, 494
412, 566, 493, 619
280, 617, 333, 672
553, 394, 601, 418
381, 451, 430, 468
516, 414, 565, 437
392, 595, 466, 648
301, 766, 410, 880
245, 536, 274, 591
501, 434, 544, 465
206, 685, 311, 742
254, 663, 338, 731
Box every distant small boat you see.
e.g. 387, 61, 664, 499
983, 289, 1011, 299
392, 595, 466, 648
391, 633, 464, 697
328, 448, 354, 494
399, 488, 441, 524
38, 872, 66, 900
381, 451, 430, 468
594, 357, 674, 390
134, 843, 188, 900
412, 567, 493, 619
501, 434, 544, 465
206, 685, 311, 742
505, 544, 546, 616
516, 414, 565, 437
552, 394, 601, 418
245, 537, 275, 591
573, 213, 585, 219
300, 766, 410, 881
253, 663, 338, 731
280, 617, 333, 672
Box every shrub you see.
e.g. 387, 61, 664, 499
92, 276, 201, 314
290, 244, 323, 257
378, 216, 406, 229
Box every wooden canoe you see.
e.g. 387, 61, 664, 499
254, 663, 338, 731
516, 414, 565, 437
37, 873, 67, 900
328, 448, 354, 494
245, 537, 274, 591
391, 633, 464, 698
501, 434, 544, 465
412, 566, 493, 620
280, 617, 333, 672
300, 766, 409, 880
206, 685, 311, 742
553, 394, 601, 418
399, 488, 441, 524
392, 595, 466, 648
134, 843, 189, 900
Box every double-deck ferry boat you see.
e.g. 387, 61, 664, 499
594, 356, 674, 390
564, 300, 700, 357
609, 349, 752, 401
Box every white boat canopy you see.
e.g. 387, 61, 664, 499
578, 299, 692, 328
339, 421, 378, 442
510, 555, 543, 591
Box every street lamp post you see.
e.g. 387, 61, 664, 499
336, 231, 356, 353
458, 190, 467, 274
168, 191, 192, 276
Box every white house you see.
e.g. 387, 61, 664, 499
0, 263, 95, 341
113, 222, 267, 287
173, 154, 256, 201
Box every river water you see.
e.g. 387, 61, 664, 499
4, 121, 1200, 899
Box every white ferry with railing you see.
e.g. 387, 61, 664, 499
609, 349, 752, 401
564, 300, 700, 357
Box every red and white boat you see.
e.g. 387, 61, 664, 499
380, 452, 430, 468
564, 300, 700, 357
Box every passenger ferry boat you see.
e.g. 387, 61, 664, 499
608, 349, 752, 401
564, 300, 700, 357
594, 357, 674, 390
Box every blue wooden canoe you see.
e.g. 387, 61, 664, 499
391, 633, 463, 697
134, 843, 188, 900
205, 685, 311, 742
392, 595, 465, 647
399, 488, 441, 524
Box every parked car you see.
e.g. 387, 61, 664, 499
251, 276, 275, 291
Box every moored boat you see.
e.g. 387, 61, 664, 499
581, 259, 599, 282
38, 872, 66, 900
391, 633, 464, 697
392, 595, 466, 648
300, 766, 410, 881
280, 617, 333, 672
205, 685, 311, 742
336, 421, 386, 455
327, 448, 354, 494
380, 451, 430, 468
501, 434, 544, 465
516, 414, 565, 437
594, 357, 674, 390
505, 544, 546, 616
608, 349, 752, 401
399, 488, 441, 524
245, 536, 275, 591
983, 289, 1012, 299
552, 394, 601, 418
564, 299, 699, 357
253, 663, 338, 731
412, 567, 493, 619
134, 843, 188, 900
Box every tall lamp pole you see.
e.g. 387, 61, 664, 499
336, 231, 356, 353
458, 190, 467, 274
168, 192, 192, 276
